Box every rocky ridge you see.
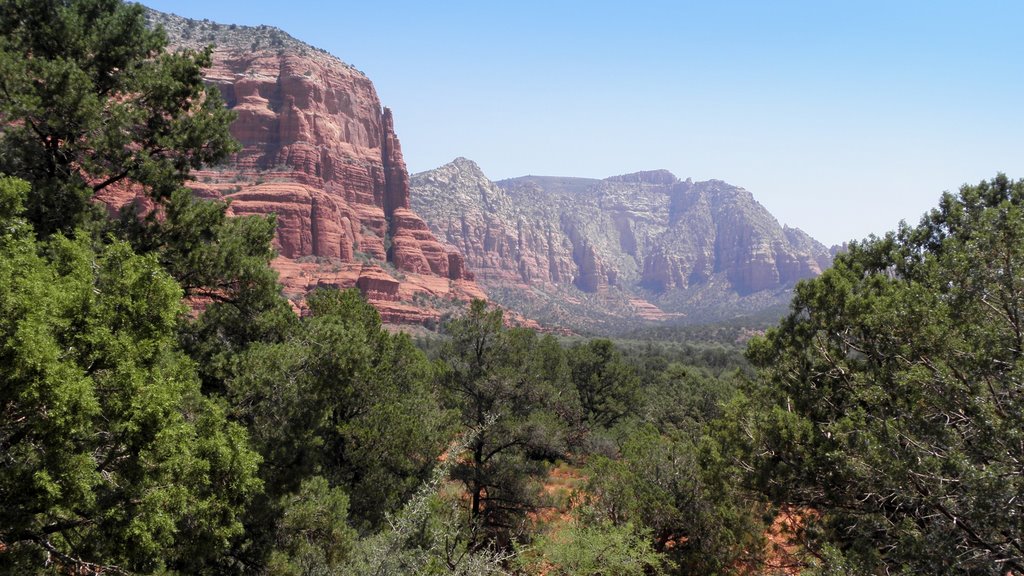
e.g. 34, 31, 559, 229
410, 158, 832, 330
101, 9, 485, 323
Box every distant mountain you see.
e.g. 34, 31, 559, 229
410, 158, 832, 331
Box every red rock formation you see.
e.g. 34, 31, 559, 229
355, 266, 401, 302
389, 208, 455, 277
448, 250, 472, 281
628, 298, 685, 322
381, 108, 410, 215
115, 12, 484, 325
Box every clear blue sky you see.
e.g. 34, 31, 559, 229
143, 1, 1024, 246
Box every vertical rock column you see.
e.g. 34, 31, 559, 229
381, 107, 410, 215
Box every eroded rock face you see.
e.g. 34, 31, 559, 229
123, 10, 480, 324
411, 158, 833, 328
408, 158, 579, 289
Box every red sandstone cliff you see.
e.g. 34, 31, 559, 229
115, 11, 483, 324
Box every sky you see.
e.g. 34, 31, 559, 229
142, 1, 1024, 246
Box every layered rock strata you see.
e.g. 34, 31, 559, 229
102, 10, 483, 323
411, 158, 832, 328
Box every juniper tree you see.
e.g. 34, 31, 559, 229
741, 174, 1024, 574
0, 0, 237, 237
0, 176, 261, 574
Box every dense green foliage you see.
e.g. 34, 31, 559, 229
0, 0, 237, 237
440, 301, 578, 549
581, 399, 763, 574
0, 176, 260, 573
120, 186, 294, 398
740, 174, 1024, 574
435, 301, 763, 573
566, 339, 641, 429
516, 516, 665, 576
223, 289, 450, 572
0, 0, 286, 395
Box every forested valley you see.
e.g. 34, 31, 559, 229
1, 2, 1022, 575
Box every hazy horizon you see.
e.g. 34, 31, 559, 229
142, 1, 1024, 246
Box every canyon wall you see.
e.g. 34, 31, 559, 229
411, 158, 833, 329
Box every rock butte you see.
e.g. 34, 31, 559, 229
97, 11, 484, 325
